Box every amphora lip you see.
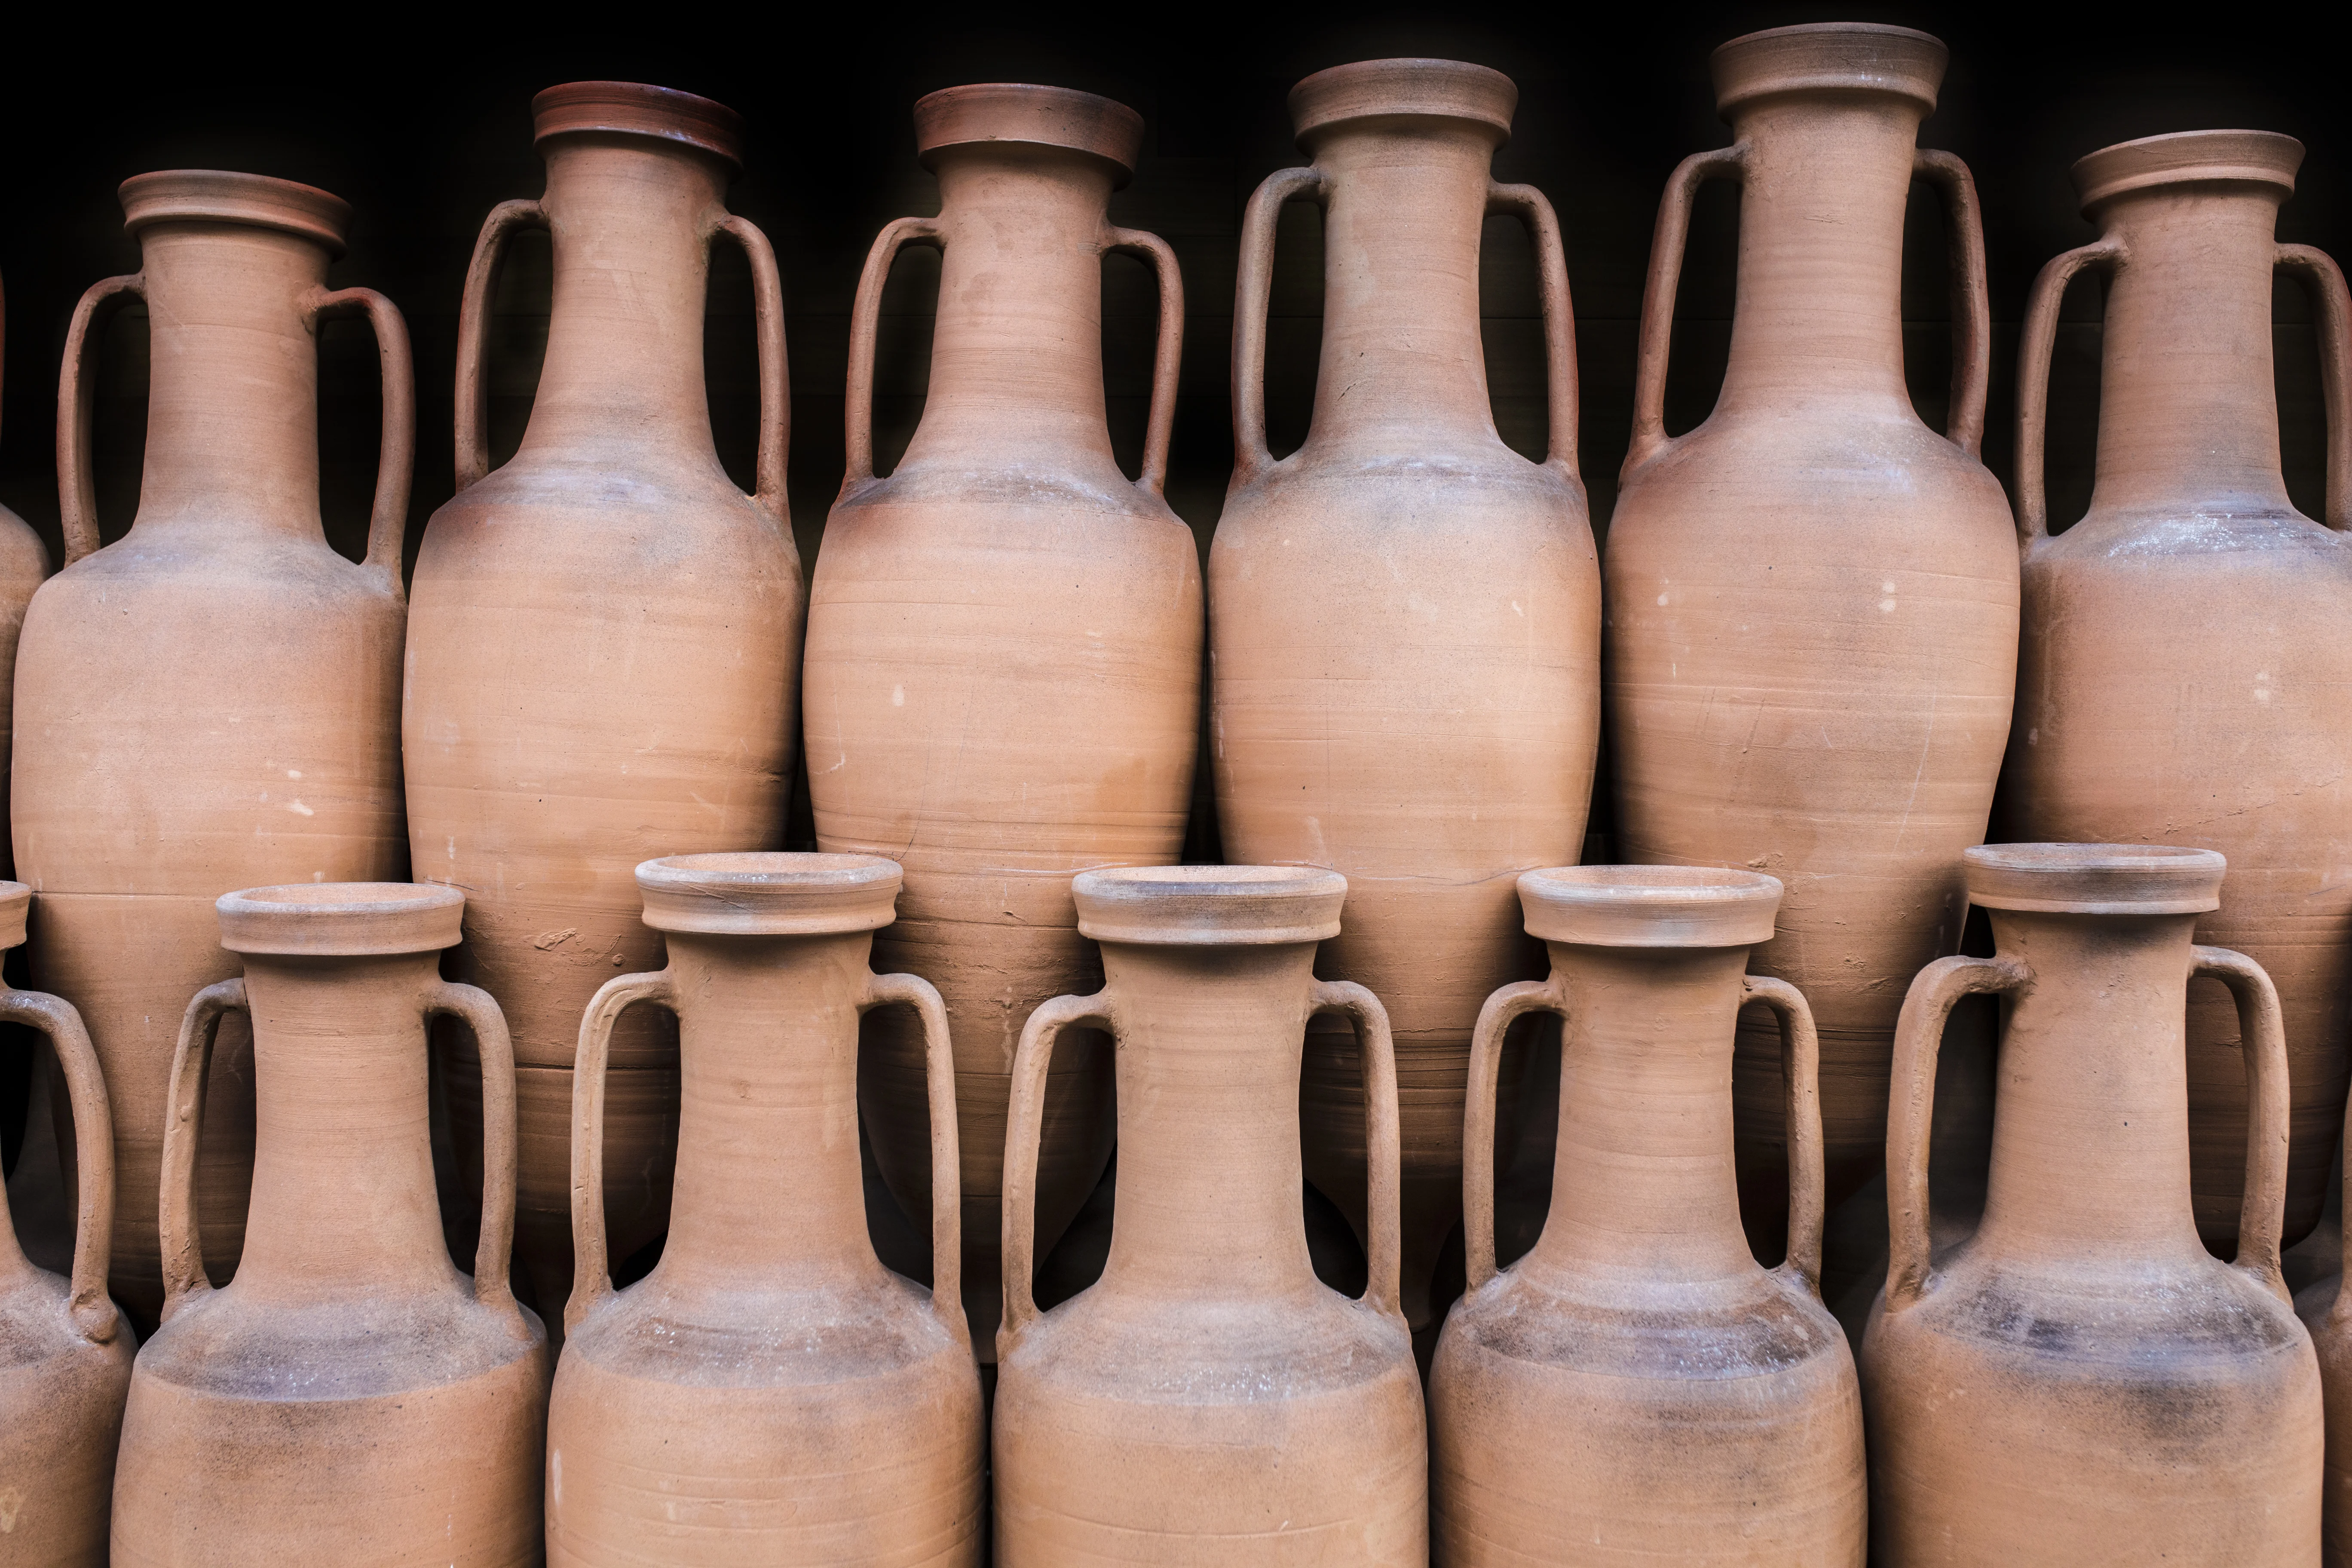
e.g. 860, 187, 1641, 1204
217, 882, 464, 957
0, 880, 28, 951
1287, 58, 1517, 149
532, 81, 745, 166
1710, 22, 1947, 117
1963, 843, 2224, 915
2070, 129, 2302, 213
635, 852, 902, 936
1518, 865, 1782, 948
914, 83, 1143, 184
1074, 864, 1346, 946
119, 170, 352, 255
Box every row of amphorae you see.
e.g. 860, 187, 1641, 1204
2, 17, 2349, 1566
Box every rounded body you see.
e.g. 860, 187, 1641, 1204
2301, 1256, 2352, 1564
0, 502, 47, 882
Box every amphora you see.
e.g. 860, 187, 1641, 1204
404, 82, 803, 1328
2301, 1092, 2352, 1564
12, 171, 411, 1326
806, 84, 1199, 1357
1430, 867, 1863, 1564
994, 867, 1425, 1563
110, 883, 545, 1564
1211, 58, 1599, 1332
548, 854, 982, 1563
2006, 130, 2352, 1253
0, 277, 52, 880
1605, 23, 2018, 1234
1862, 844, 2322, 1563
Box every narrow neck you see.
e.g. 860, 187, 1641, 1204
1097, 942, 1321, 1301
2091, 184, 2295, 517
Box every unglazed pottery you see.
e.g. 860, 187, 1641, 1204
1430, 867, 1863, 1564
0, 882, 133, 1566
404, 82, 802, 1330
2302, 1094, 2352, 1564
1212, 58, 1600, 1332
110, 883, 545, 1565
1862, 845, 2322, 1563
994, 867, 1424, 1562
2006, 130, 2352, 1253
1606, 23, 2018, 1235
0, 278, 52, 882
807, 83, 1199, 1357
548, 854, 982, 1563
14, 172, 411, 1325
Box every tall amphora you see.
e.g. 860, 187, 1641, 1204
1212, 58, 1599, 1332
1605, 23, 2018, 1231
404, 82, 803, 1328
806, 84, 1198, 1356
12, 171, 412, 1325
2006, 130, 2352, 1252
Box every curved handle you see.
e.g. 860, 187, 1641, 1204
713, 213, 793, 524
2278, 244, 2351, 531
1231, 165, 1329, 484
425, 980, 526, 1319
304, 285, 416, 588
2015, 238, 2126, 544
1911, 150, 1993, 458
1309, 979, 1404, 1325
1, 987, 119, 1341
1884, 953, 2029, 1312
1464, 977, 1566, 1291
999, 989, 1112, 1356
159, 978, 248, 1320
1104, 225, 1183, 496
862, 971, 964, 1337
1624, 146, 1746, 476
842, 216, 946, 492
453, 199, 546, 492
567, 969, 676, 1334
1743, 976, 1828, 1296
55, 273, 146, 564
2192, 946, 2292, 1302
1488, 181, 1582, 481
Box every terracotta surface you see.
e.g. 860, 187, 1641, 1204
0, 882, 133, 1564
13, 171, 411, 1326
110, 882, 546, 1564
0, 278, 52, 883
1605, 23, 2019, 1239
994, 866, 1425, 1562
2005, 130, 2352, 1253
1430, 866, 1863, 1563
404, 81, 803, 1332
1211, 58, 1600, 1332
1862, 844, 2322, 1562
549, 854, 982, 1562
806, 83, 1199, 1359
2302, 1093, 2352, 1564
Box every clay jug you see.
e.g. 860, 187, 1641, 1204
1430, 866, 1864, 1563
549, 853, 983, 1563
2005, 131, 2352, 1254
0, 278, 53, 882
1862, 844, 2322, 1562
806, 84, 1198, 1357
12, 171, 411, 1326
1605, 24, 2018, 1238
404, 81, 802, 1329
110, 882, 545, 1563
0, 882, 133, 1565
1211, 58, 1600, 1333
994, 866, 1424, 1562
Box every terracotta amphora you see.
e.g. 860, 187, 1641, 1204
12, 172, 411, 1327
2301, 1093, 2352, 1564
1211, 58, 1600, 1333
1605, 23, 2018, 1237
548, 853, 983, 1563
806, 83, 1199, 1358
2005, 131, 2352, 1255
404, 81, 802, 1330
0, 882, 133, 1565
0, 278, 53, 882
1862, 844, 2322, 1563
994, 866, 1424, 1562
110, 882, 546, 1565
1430, 866, 1864, 1564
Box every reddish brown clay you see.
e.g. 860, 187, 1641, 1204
0, 882, 133, 1565
548, 854, 982, 1562
2300, 1095, 2352, 1564
806, 84, 1199, 1357
994, 867, 1424, 1562
404, 82, 802, 1331
1605, 24, 2018, 1232
13, 172, 411, 1325
0, 278, 52, 883
2005, 130, 2352, 1253
1862, 844, 2321, 1562
1430, 867, 1863, 1563
1211, 58, 1600, 1332
110, 883, 545, 1564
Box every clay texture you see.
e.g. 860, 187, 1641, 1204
0, 278, 51, 883
2302, 1089, 2352, 1565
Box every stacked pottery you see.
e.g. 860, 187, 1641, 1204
2005, 129, 2352, 1251
404, 81, 803, 1328
13, 171, 412, 1326
806, 83, 1199, 1355
1212, 58, 1600, 1333
0, 278, 52, 881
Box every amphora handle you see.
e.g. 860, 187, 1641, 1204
1308, 979, 1404, 1326
453, 200, 548, 490
1102, 224, 1184, 496
303, 285, 416, 590
1625, 146, 1745, 475
1488, 180, 1583, 481
569, 969, 677, 1334
56, 273, 146, 564
425, 980, 525, 1319
860, 970, 966, 1338
1, 985, 120, 1341
2276, 244, 2352, 530
1911, 150, 1993, 458
1464, 977, 1563, 1292
841, 216, 946, 491
710, 214, 793, 525
159, 979, 248, 1319
1743, 975, 1829, 1295
2192, 946, 2293, 1301
1231, 166, 1329, 483
2014, 238, 2126, 544
1000, 989, 1113, 1357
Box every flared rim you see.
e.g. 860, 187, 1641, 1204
914, 83, 1142, 184
2070, 129, 2301, 212
1964, 843, 2224, 915
1519, 864, 1781, 948
636, 852, 901, 936
1073, 864, 1346, 946
532, 80, 745, 167
1288, 58, 1516, 148
1710, 22, 1946, 117
217, 882, 464, 956
119, 170, 351, 255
